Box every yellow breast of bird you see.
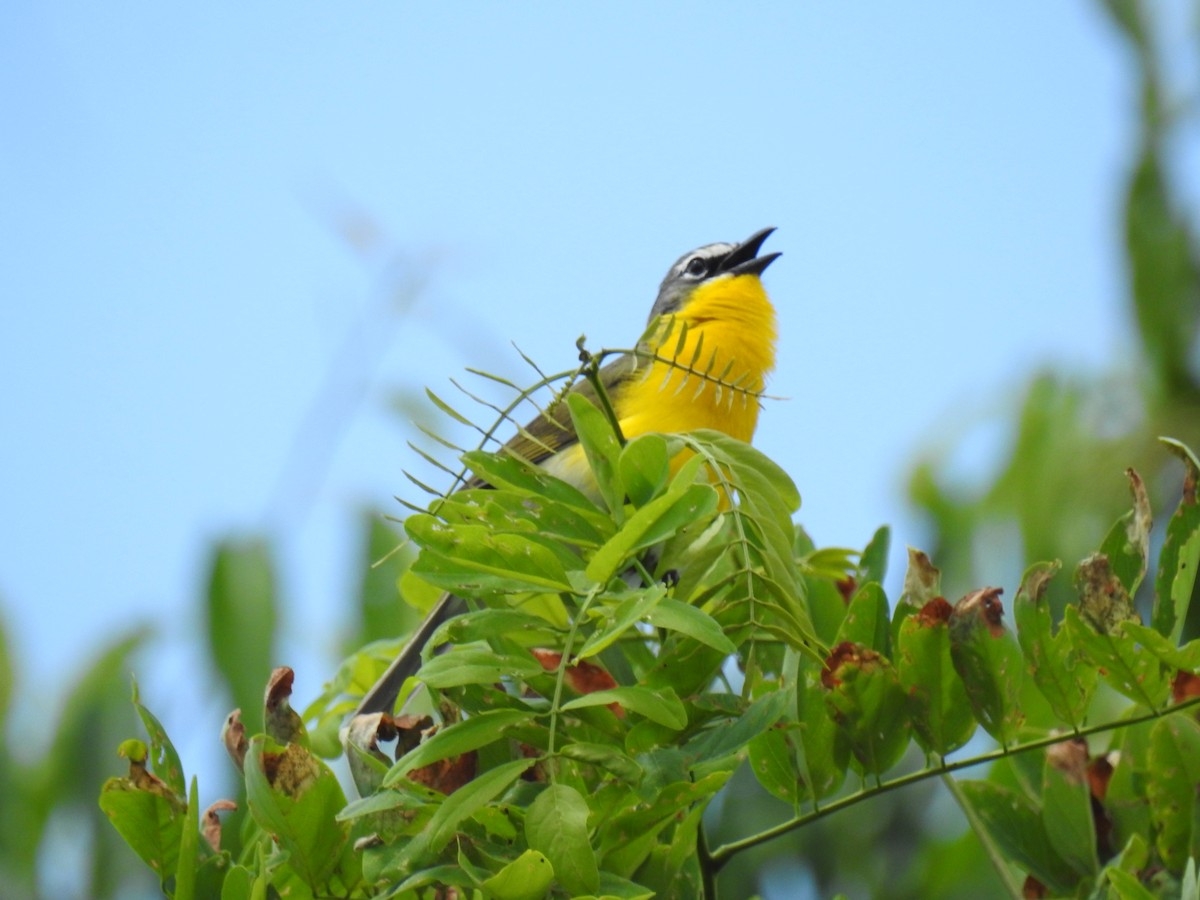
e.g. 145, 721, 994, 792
538, 274, 777, 494
618, 273, 778, 443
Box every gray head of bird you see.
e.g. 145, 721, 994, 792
648, 226, 780, 321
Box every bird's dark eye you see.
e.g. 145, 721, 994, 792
684, 256, 707, 278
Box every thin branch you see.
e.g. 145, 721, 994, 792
708, 694, 1200, 868
577, 338, 626, 445
698, 820, 718, 900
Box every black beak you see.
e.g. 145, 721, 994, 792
719, 226, 780, 277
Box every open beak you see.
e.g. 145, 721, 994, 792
719, 226, 780, 277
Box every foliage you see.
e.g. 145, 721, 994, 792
65, 3, 1200, 896
909, 0, 1200, 616
0, 624, 154, 899
100, 382, 1200, 897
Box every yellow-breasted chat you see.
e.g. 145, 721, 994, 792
355, 227, 780, 717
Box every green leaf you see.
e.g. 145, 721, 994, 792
1098, 468, 1152, 597
175, 777, 200, 900
218, 864, 261, 900
337, 778, 433, 823
0, 611, 11, 729
644, 597, 737, 655
585, 456, 716, 584
682, 687, 793, 765
1105, 831, 1150, 882
1013, 561, 1095, 728
631, 482, 720, 553
598, 772, 731, 878
481, 849, 555, 900
858, 526, 891, 587
801, 570, 852, 649
1105, 867, 1159, 900
1042, 746, 1099, 877
1123, 131, 1200, 395
747, 726, 804, 805
1063, 606, 1168, 709
1184, 859, 1200, 900
129, 680, 187, 799
406, 758, 533, 865
638, 633, 728, 699
835, 581, 890, 656
429, 608, 565, 650
460, 449, 599, 512
688, 429, 801, 513
243, 736, 348, 892
797, 672, 848, 800
1148, 715, 1200, 871
562, 686, 687, 730
568, 392, 625, 516
677, 431, 819, 655
799, 540, 858, 583
205, 538, 277, 724
956, 780, 1079, 895
407, 515, 577, 594
418, 648, 545, 688
896, 598, 976, 757
98, 765, 185, 884
437, 489, 613, 548
590, 872, 657, 899
1107, 723, 1155, 856
633, 799, 706, 897
948, 588, 1024, 746
890, 547, 936, 647
619, 434, 671, 508
1154, 438, 1200, 641
384, 709, 535, 785
1123, 624, 1200, 671
557, 741, 644, 783
390, 863, 479, 897
822, 644, 910, 776
526, 784, 600, 896
578, 587, 668, 659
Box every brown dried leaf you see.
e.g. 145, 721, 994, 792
264, 667, 307, 746
1046, 736, 1089, 785
221, 709, 247, 772
530, 648, 623, 717
409, 750, 478, 795
261, 741, 320, 798
820, 641, 882, 688
1172, 670, 1200, 703
958, 587, 1006, 638
201, 800, 237, 853
1023, 875, 1049, 899
836, 576, 857, 604
916, 597, 953, 626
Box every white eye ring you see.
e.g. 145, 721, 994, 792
684, 256, 707, 278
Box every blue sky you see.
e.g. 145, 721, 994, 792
1, 2, 1143, 801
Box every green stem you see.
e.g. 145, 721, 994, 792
942, 772, 1024, 899
708, 694, 1200, 867
579, 342, 626, 445
546, 584, 602, 760
698, 820, 719, 900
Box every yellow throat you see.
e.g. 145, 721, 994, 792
539, 228, 781, 493
618, 271, 777, 444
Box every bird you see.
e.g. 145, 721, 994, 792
354, 227, 781, 717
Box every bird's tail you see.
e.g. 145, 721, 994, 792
353, 591, 466, 716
